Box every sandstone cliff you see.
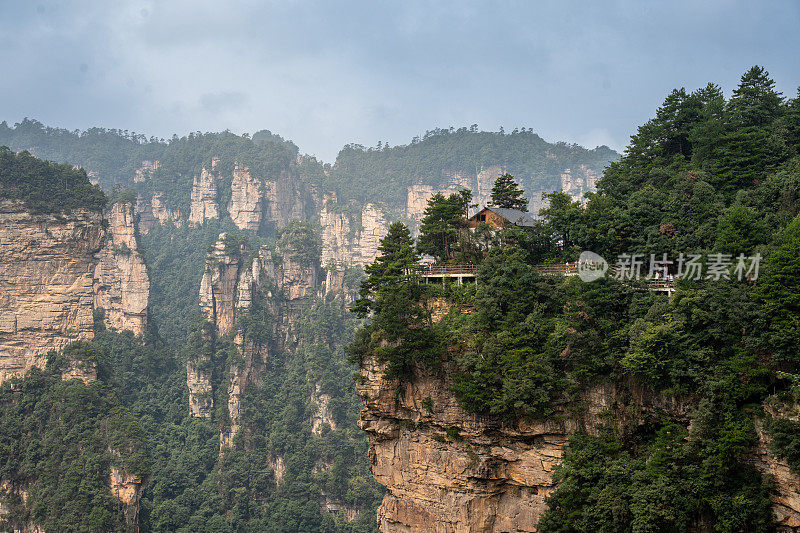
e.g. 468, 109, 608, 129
358, 353, 599, 532
0, 200, 104, 384
228, 163, 263, 231
405, 165, 503, 225
149, 192, 182, 227
320, 200, 390, 268
559, 164, 599, 205
189, 167, 220, 225
134, 160, 160, 183
190, 232, 319, 450
93, 201, 150, 335
752, 402, 800, 530
358, 356, 800, 532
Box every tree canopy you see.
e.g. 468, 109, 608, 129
488, 173, 528, 211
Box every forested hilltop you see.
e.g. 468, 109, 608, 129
0, 120, 617, 210
352, 66, 800, 530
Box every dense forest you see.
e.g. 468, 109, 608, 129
0, 146, 106, 213
351, 66, 800, 530
0, 119, 616, 211
0, 148, 381, 530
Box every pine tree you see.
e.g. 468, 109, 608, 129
417, 190, 472, 261
488, 173, 528, 211
352, 222, 418, 317
758, 214, 800, 363
727, 66, 784, 127
712, 66, 787, 194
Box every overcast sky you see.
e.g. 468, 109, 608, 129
1, 1, 798, 161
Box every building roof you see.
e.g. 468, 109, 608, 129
480, 206, 538, 227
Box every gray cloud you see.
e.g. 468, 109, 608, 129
1, 0, 798, 160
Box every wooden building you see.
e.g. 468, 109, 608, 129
467, 206, 537, 229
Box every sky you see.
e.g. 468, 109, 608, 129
0, 0, 798, 162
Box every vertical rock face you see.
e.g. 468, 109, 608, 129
560, 164, 599, 204
0, 201, 104, 384
277, 243, 319, 302
134, 160, 160, 183
319, 195, 352, 268
751, 403, 800, 530
189, 168, 220, 225
263, 174, 315, 227
359, 357, 800, 532
190, 234, 242, 419
199, 235, 242, 337
405, 165, 503, 226
405, 184, 436, 221
311, 384, 337, 435
228, 163, 263, 231
355, 204, 389, 265
93, 202, 150, 335
150, 192, 182, 227
357, 355, 585, 532
134, 194, 156, 234
109, 464, 145, 531
189, 231, 322, 448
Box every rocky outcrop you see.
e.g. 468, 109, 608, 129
150, 192, 182, 227
0, 201, 104, 384
263, 172, 316, 228
358, 353, 593, 532
191, 232, 321, 447
199, 235, 243, 337
752, 401, 800, 530
355, 204, 389, 266
277, 241, 319, 302
359, 350, 800, 531
405, 165, 503, 225
228, 163, 263, 231
559, 164, 599, 204
134, 160, 160, 183
93, 202, 149, 335
109, 464, 145, 531
189, 168, 219, 225
311, 384, 337, 435
189, 235, 243, 418
319, 195, 354, 268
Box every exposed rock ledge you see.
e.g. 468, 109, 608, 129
0, 201, 104, 384
358, 354, 800, 532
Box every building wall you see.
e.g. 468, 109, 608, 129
467, 209, 507, 229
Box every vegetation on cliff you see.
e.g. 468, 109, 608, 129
0, 342, 148, 532
0, 146, 106, 212
329, 126, 617, 204
352, 66, 800, 530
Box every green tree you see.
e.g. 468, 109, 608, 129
712, 66, 788, 193
758, 213, 800, 363
352, 222, 419, 317
417, 190, 472, 262
488, 173, 528, 211
539, 191, 584, 252
714, 203, 766, 254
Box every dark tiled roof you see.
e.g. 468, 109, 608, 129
483, 207, 537, 227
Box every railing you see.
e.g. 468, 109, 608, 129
419, 264, 478, 276
534, 263, 578, 275
418, 262, 676, 292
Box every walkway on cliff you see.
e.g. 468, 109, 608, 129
418, 262, 676, 295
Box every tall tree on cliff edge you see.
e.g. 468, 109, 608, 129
417, 189, 473, 262
351, 222, 440, 379
352, 221, 419, 317
488, 173, 528, 211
